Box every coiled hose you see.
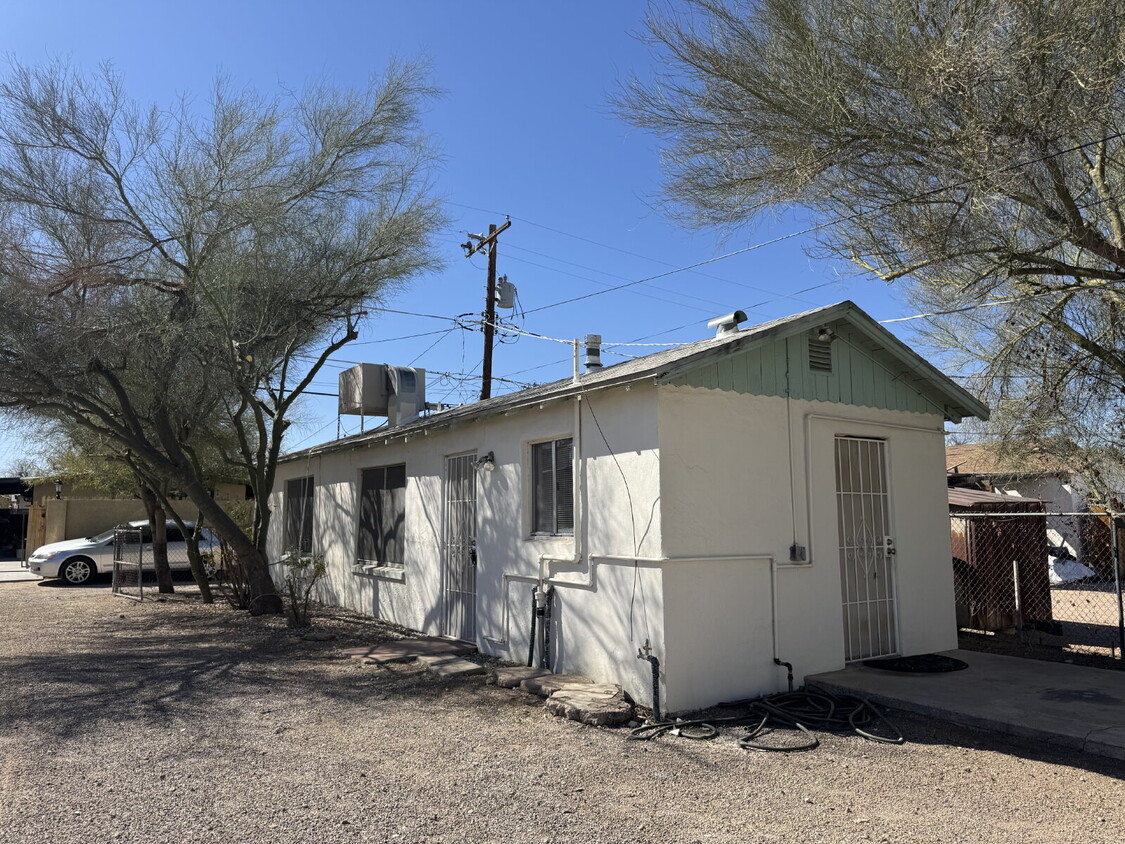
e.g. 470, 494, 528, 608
627, 688, 904, 751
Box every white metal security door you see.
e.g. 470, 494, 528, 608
835, 436, 899, 660
443, 453, 478, 641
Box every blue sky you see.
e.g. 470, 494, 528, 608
0, 1, 917, 470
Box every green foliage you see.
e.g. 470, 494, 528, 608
213, 535, 255, 611
0, 60, 444, 612
622, 0, 1125, 491
279, 548, 327, 628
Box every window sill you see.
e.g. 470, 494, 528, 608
351, 564, 406, 582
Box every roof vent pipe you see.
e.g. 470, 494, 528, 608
584, 334, 603, 371
707, 310, 748, 338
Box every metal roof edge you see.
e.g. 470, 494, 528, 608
280, 369, 659, 463
279, 300, 989, 463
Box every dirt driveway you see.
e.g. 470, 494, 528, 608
1, 579, 1123, 844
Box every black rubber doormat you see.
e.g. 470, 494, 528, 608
862, 654, 969, 673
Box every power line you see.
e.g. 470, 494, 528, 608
407, 328, 457, 366
504, 243, 732, 313
351, 328, 455, 346
448, 200, 826, 306
299, 133, 1125, 407
504, 130, 1125, 316
880, 278, 1125, 325
483, 320, 682, 349
368, 306, 467, 323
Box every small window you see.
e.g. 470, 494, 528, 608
285, 476, 315, 554
809, 336, 833, 372
358, 464, 407, 567
532, 438, 574, 535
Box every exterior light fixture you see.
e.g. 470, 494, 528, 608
475, 451, 496, 472
53, 479, 63, 499
816, 326, 836, 342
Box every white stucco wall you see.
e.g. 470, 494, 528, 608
269, 378, 959, 715
657, 385, 956, 712
268, 382, 666, 706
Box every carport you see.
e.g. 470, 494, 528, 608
0, 477, 31, 559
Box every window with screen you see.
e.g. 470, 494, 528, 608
531, 438, 574, 535
357, 464, 407, 567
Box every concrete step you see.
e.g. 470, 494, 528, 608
546, 683, 634, 727
344, 637, 476, 665
488, 665, 551, 688
417, 654, 486, 677
520, 673, 592, 697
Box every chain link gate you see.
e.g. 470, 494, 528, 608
111, 527, 145, 601
951, 511, 1125, 666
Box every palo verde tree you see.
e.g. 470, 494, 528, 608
0, 61, 443, 612
620, 0, 1125, 488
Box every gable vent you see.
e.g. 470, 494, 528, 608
808, 337, 833, 372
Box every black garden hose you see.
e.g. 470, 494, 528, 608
526, 588, 537, 668
541, 586, 554, 671
627, 688, 904, 751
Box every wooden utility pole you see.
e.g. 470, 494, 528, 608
462, 218, 512, 400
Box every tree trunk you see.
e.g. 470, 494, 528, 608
162, 503, 214, 604
140, 485, 175, 594
178, 476, 281, 614
183, 535, 214, 604
238, 544, 281, 615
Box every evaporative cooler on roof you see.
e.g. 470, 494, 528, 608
338, 363, 426, 426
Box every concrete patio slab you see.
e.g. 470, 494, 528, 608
809, 649, 1125, 761
344, 637, 475, 664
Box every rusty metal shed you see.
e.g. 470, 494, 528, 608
949, 488, 1052, 632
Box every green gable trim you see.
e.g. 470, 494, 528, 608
661, 322, 950, 418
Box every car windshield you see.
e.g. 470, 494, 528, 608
85, 528, 117, 543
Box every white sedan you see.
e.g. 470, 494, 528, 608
27, 520, 218, 585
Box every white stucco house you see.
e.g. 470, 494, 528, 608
268, 301, 988, 714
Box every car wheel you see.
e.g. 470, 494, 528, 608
61, 556, 96, 585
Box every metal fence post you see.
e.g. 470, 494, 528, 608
1113, 514, 1124, 660
1012, 559, 1022, 632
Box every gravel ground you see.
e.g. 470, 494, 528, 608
959, 581, 1125, 668
2, 578, 1124, 844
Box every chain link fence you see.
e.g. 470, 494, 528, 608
111, 527, 145, 601
951, 511, 1125, 667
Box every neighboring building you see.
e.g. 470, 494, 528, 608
268, 302, 988, 714
945, 442, 1124, 561
22, 479, 251, 557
